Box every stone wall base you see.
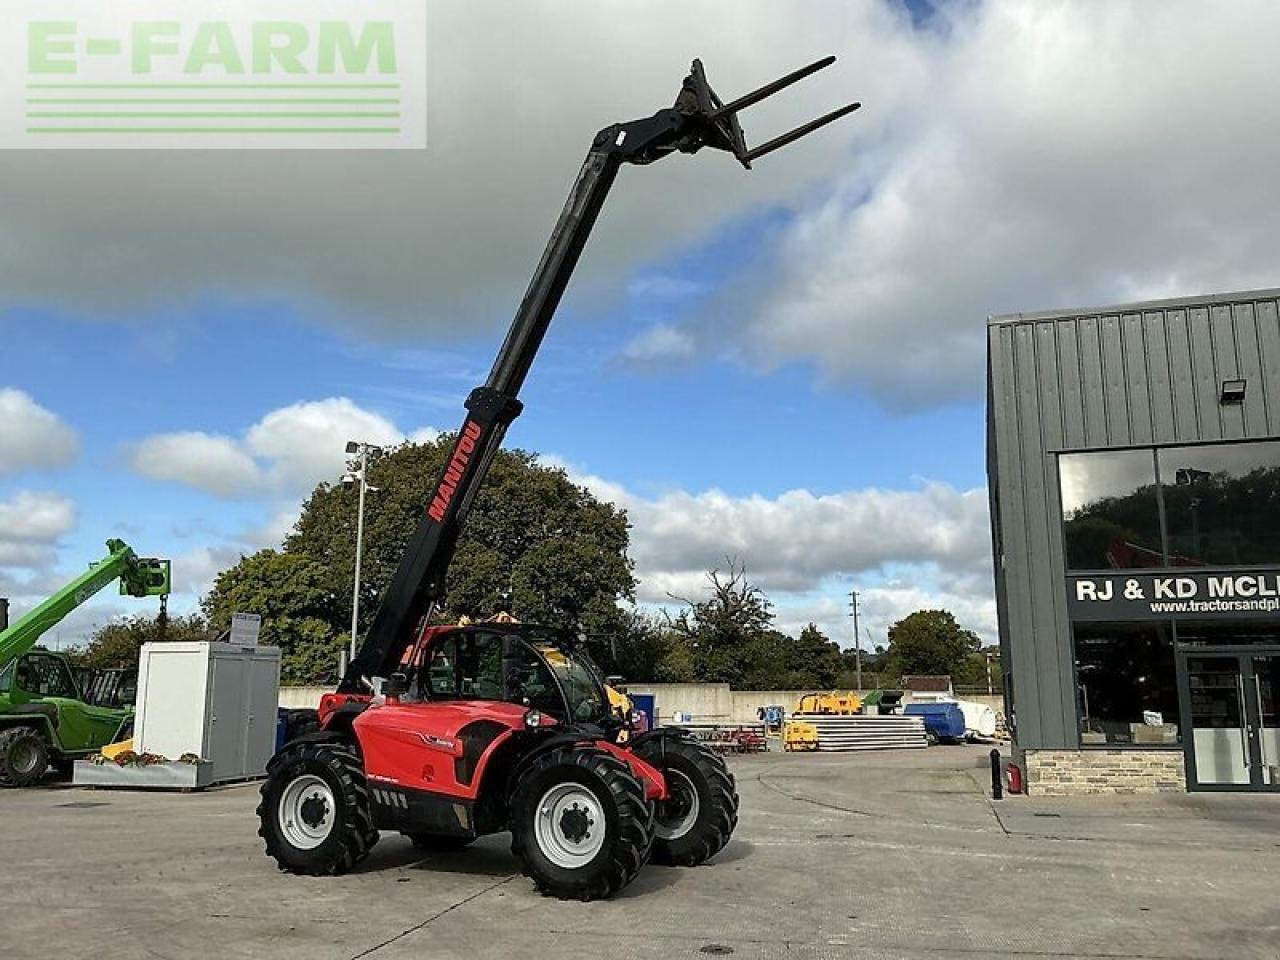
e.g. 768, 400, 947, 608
1021, 748, 1186, 796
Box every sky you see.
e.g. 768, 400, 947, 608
4, 0, 1279, 653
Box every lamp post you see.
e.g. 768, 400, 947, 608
343, 440, 381, 661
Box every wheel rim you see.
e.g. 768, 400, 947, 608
655, 769, 700, 841
278, 774, 336, 850
11, 740, 40, 775
534, 782, 606, 869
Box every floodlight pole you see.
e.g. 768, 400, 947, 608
349, 444, 371, 661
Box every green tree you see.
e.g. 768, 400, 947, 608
204, 437, 636, 684
666, 563, 775, 687
883, 609, 981, 680
787, 623, 843, 689
954, 645, 1003, 690
203, 550, 347, 685
584, 610, 695, 684
71, 613, 210, 674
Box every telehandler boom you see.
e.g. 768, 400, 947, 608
341, 56, 858, 694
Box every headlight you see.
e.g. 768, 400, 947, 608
524, 710, 542, 728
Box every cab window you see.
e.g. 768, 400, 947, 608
422, 631, 503, 700
504, 643, 565, 717
16, 654, 78, 699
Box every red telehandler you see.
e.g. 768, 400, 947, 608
258, 57, 859, 900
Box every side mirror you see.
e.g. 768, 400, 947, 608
384, 672, 408, 701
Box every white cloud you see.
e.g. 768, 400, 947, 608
246, 398, 407, 493
577, 473, 991, 601
171, 544, 248, 599
0, 389, 79, 474
554, 458, 996, 640
724, 0, 1280, 407
130, 432, 263, 498
4, 4, 1271, 415
0, 2, 906, 337
128, 397, 435, 500
766, 581, 998, 651
0, 489, 77, 572
619, 324, 697, 367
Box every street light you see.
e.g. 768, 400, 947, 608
342, 440, 382, 661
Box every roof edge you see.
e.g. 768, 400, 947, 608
987, 285, 1280, 327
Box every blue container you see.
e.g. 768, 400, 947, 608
630, 693, 656, 731
904, 702, 967, 743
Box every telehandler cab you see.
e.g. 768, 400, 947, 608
259, 56, 859, 899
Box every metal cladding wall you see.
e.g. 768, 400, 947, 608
986, 288, 1280, 749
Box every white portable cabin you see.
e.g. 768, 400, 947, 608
132, 641, 281, 784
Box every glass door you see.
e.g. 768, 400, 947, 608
1250, 655, 1279, 788
1186, 656, 1251, 786
1184, 653, 1280, 790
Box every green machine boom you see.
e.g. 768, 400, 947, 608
0, 539, 170, 787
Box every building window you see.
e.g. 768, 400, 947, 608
1159, 440, 1280, 567
1060, 450, 1163, 570
1074, 621, 1179, 746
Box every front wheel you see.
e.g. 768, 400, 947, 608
0, 727, 50, 788
510, 745, 654, 901
257, 741, 378, 875
635, 736, 738, 867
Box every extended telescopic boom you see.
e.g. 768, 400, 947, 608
340, 57, 859, 692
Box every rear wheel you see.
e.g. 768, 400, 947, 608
0, 727, 50, 788
635, 736, 738, 866
510, 745, 654, 901
258, 741, 378, 875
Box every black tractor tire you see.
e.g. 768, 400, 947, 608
405, 832, 473, 852
510, 745, 654, 901
0, 727, 50, 788
635, 736, 738, 867
258, 741, 378, 875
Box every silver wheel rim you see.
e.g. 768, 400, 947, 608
278, 774, 335, 851
11, 740, 40, 775
534, 782, 606, 869
655, 769, 700, 841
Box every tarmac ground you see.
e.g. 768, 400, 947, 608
4, 744, 1279, 959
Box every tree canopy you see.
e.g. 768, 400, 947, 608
203, 437, 635, 684
71, 613, 210, 674
882, 609, 981, 679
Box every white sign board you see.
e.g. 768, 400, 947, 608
230, 612, 262, 646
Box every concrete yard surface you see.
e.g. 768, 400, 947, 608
4, 745, 1279, 960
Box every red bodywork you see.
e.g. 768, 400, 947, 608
316, 691, 668, 808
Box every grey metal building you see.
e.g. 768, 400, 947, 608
987, 288, 1280, 793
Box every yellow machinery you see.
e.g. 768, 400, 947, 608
796, 691, 862, 715
783, 719, 818, 752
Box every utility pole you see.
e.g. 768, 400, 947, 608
849, 589, 862, 693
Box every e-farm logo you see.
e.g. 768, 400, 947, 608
4, 1, 426, 149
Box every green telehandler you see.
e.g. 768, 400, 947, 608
0, 539, 170, 786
